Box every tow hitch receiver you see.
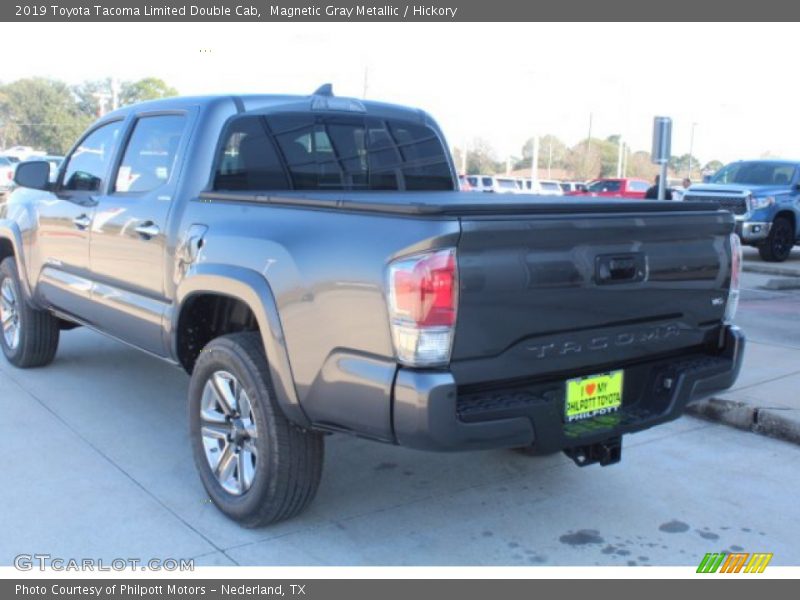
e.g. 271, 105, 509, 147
564, 437, 622, 467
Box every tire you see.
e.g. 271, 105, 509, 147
0, 256, 60, 368
188, 332, 324, 527
758, 216, 795, 262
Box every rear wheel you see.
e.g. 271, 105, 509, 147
188, 332, 324, 527
0, 257, 60, 368
758, 216, 795, 262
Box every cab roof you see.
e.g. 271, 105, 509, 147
103, 84, 432, 125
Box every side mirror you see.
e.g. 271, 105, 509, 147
14, 160, 52, 191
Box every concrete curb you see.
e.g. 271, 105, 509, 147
762, 278, 800, 290
687, 397, 800, 446
743, 263, 800, 278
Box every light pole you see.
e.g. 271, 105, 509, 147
531, 135, 540, 187
582, 112, 593, 179
687, 122, 697, 179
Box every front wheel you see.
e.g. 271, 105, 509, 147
188, 332, 324, 527
0, 257, 60, 368
758, 216, 795, 262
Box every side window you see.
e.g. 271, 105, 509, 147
385, 120, 452, 191
212, 113, 453, 192
773, 166, 795, 185
61, 121, 123, 192
114, 115, 186, 193
213, 116, 288, 191
268, 114, 365, 190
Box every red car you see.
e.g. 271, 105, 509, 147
567, 177, 650, 199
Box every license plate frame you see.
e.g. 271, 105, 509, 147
564, 370, 624, 423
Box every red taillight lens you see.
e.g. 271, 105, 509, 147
387, 248, 458, 366
726, 233, 742, 322
392, 250, 456, 327
730, 232, 742, 291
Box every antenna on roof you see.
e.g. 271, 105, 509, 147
312, 83, 334, 97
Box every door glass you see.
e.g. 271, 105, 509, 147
114, 115, 186, 193
61, 121, 124, 192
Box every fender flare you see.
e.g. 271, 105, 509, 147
173, 263, 310, 427
0, 219, 37, 304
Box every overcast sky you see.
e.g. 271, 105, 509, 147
2, 22, 794, 165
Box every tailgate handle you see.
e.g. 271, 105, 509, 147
596, 254, 646, 284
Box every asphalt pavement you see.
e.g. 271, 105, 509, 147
742, 246, 800, 280
2, 269, 799, 566
1, 0, 798, 571
688, 263, 800, 444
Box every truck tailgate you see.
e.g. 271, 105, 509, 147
452, 208, 735, 385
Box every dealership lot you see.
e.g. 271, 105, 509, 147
1, 269, 799, 567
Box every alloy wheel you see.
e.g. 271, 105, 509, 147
0, 278, 20, 350
200, 370, 259, 495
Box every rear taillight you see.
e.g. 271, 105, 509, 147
387, 248, 458, 366
725, 233, 742, 322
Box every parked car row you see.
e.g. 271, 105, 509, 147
459, 175, 648, 199
461, 175, 570, 196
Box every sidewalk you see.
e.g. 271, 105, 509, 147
742, 246, 800, 280
688, 339, 800, 445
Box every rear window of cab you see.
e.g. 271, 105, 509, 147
213, 113, 454, 192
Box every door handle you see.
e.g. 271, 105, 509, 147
72, 214, 91, 230
135, 222, 160, 239
595, 253, 647, 285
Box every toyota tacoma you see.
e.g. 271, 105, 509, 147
0, 86, 744, 526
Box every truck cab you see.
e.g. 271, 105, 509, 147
684, 159, 800, 262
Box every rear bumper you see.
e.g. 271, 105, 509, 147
736, 220, 771, 242
392, 325, 745, 452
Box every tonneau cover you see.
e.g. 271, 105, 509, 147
199, 190, 724, 216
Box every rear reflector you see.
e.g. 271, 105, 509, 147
387, 248, 458, 366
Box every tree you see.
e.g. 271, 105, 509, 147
518, 134, 568, 172
565, 140, 600, 180
626, 150, 659, 180
565, 137, 620, 180
464, 138, 503, 175
119, 77, 178, 107
73, 78, 113, 117
0, 78, 91, 154
669, 153, 701, 175
703, 160, 724, 173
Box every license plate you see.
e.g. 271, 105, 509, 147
565, 370, 624, 422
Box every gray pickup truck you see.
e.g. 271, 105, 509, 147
0, 86, 744, 526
